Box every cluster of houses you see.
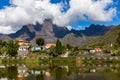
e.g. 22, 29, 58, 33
17, 39, 103, 57
17, 39, 56, 57
18, 39, 56, 51
81, 48, 103, 54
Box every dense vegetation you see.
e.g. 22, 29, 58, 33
86, 25, 120, 47
48, 39, 64, 57
0, 40, 18, 57
6, 40, 18, 57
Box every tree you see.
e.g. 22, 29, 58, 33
36, 38, 45, 46
55, 39, 63, 56
6, 40, 19, 57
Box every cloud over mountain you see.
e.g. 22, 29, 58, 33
0, 0, 117, 34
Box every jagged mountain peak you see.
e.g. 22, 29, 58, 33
7, 20, 69, 41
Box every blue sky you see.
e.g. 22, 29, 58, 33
52, 0, 120, 29
56, 0, 120, 29
0, 0, 120, 34
0, 0, 10, 8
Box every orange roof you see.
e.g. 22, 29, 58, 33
45, 72, 51, 77
46, 44, 56, 46
94, 48, 102, 50
18, 39, 26, 42
94, 48, 102, 51
45, 44, 56, 48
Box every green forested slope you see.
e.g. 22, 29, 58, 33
86, 25, 120, 48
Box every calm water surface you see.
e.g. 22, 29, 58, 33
0, 63, 120, 80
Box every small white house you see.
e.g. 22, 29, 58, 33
18, 46, 29, 51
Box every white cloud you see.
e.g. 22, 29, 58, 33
0, 26, 14, 34
54, 0, 117, 26
0, 0, 117, 34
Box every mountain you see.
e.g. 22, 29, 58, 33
70, 24, 114, 36
0, 19, 115, 46
85, 25, 120, 48
61, 24, 114, 46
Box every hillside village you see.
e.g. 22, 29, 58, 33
0, 37, 106, 59
1, 25, 120, 58
18, 39, 107, 57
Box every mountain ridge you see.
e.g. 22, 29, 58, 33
0, 20, 115, 46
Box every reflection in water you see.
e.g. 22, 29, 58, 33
8, 66, 18, 80
0, 63, 120, 80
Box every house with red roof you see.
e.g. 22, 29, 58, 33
45, 44, 56, 49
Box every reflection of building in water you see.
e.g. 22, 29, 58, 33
17, 64, 53, 80
0, 65, 6, 68
24, 70, 54, 80
16, 64, 120, 80
45, 71, 51, 77
17, 77, 24, 80
17, 64, 29, 80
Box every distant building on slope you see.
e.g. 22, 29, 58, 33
17, 39, 30, 57
30, 45, 41, 52
18, 39, 30, 46
45, 44, 56, 49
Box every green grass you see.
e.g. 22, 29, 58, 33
0, 57, 120, 66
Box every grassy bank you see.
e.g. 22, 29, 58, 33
0, 57, 120, 66
0, 58, 40, 65
0, 57, 76, 65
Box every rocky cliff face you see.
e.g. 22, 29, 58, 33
6, 19, 69, 43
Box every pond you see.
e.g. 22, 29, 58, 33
0, 62, 120, 80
